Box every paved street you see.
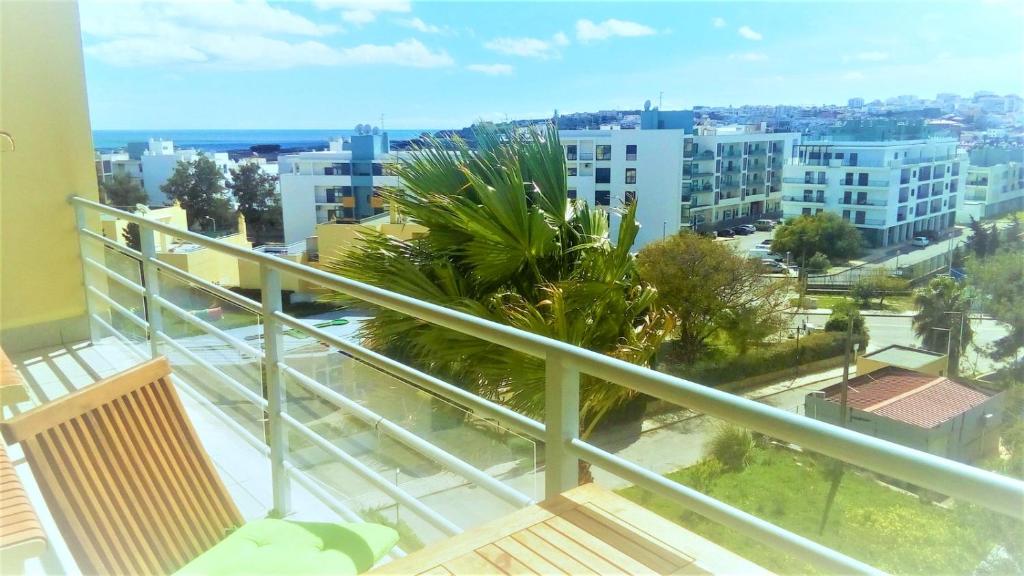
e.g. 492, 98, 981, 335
789, 312, 1009, 376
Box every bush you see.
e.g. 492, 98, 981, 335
706, 426, 756, 472
851, 272, 910, 307
691, 457, 725, 491
825, 300, 867, 336
806, 252, 831, 273
675, 331, 867, 386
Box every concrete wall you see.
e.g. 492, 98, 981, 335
0, 0, 101, 351
856, 354, 948, 377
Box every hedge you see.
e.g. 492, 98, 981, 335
674, 331, 869, 387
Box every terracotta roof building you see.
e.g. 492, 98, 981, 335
805, 367, 1004, 462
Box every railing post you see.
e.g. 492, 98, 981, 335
260, 264, 291, 517
73, 203, 102, 342
544, 351, 579, 499
139, 224, 164, 359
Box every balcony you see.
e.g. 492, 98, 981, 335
783, 196, 825, 204
2, 196, 1021, 576
782, 177, 827, 185
578, 152, 594, 161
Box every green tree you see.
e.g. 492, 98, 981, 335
966, 216, 991, 259
824, 300, 868, 338
227, 162, 282, 242
805, 252, 831, 274
101, 173, 148, 208
771, 213, 863, 263
851, 271, 910, 308
321, 125, 674, 438
1004, 214, 1023, 251
161, 154, 233, 231
912, 276, 974, 376
122, 222, 141, 251
969, 250, 1024, 361
636, 233, 792, 362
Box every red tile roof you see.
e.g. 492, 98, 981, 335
821, 367, 994, 429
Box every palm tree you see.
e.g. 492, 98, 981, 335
321, 124, 673, 439
912, 276, 973, 376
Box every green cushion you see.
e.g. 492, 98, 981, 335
175, 519, 399, 575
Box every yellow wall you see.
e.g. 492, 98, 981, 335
856, 355, 949, 377
0, 1, 100, 351
101, 203, 189, 252
314, 219, 427, 263
159, 232, 252, 288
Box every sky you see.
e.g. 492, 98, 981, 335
80, 0, 1024, 130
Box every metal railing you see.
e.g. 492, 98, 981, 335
70, 196, 1024, 575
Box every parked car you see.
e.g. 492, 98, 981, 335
754, 219, 776, 231
761, 259, 786, 272
758, 238, 774, 247
748, 247, 784, 261
911, 236, 930, 247
716, 228, 736, 238
733, 224, 756, 235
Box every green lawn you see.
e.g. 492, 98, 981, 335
812, 294, 916, 313
617, 448, 1018, 575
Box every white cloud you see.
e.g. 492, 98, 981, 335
737, 25, 763, 41
81, 0, 336, 37
575, 19, 656, 42
466, 63, 514, 76
712, 17, 727, 28
853, 51, 890, 62
729, 52, 768, 62
79, 0, 450, 70
398, 17, 442, 34
484, 33, 569, 59
311, 0, 411, 24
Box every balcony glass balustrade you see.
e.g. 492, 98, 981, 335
54, 196, 1023, 576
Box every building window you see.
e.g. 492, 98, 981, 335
566, 145, 577, 161
595, 167, 611, 184
802, 207, 812, 215
857, 173, 869, 186
625, 190, 636, 204
842, 210, 851, 221
567, 188, 577, 200
372, 163, 383, 176
595, 190, 611, 206
919, 166, 931, 181
625, 144, 637, 161
625, 168, 637, 184
568, 167, 577, 176
596, 145, 612, 161
855, 211, 866, 224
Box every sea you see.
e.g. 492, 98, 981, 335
92, 129, 438, 153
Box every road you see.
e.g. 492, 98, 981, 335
789, 312, 1009, 376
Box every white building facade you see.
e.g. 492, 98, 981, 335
560, 121, 798, 248
140, 139, 234, 206
279, 133, 404, 244
782, 137, 965, 247
958, 148, 1024, 223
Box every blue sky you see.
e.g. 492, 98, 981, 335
80, 0, 1024, 130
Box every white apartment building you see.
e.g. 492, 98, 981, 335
958, 147, 1024, 223
279, 133, 405, 244
140, 139, 234, 205
560, 117, 798, 248
782, 136, 965, 247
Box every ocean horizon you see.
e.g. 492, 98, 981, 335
92, 128, 441, 152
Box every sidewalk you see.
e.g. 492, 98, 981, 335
796, 307, 917, 317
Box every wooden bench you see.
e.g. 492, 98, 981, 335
0, 442, 47, 574
370, 483, 770, 575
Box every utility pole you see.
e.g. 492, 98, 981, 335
819, 314, 854, 535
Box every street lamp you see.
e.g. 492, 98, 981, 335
202, 215, 216, 233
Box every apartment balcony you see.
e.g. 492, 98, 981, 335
722, 150, 742, 159
783, 196, 825, 204
747, 148, 767, 156
2, 197, 1020, 576
692, 150, 715, 161
578, 152, 594, 161
841, 199, 890, 207
841, 179, 891, 188
782, 177, 828, 185
855, 218, 887, 226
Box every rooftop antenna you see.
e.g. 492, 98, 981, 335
659, 91, 664, 109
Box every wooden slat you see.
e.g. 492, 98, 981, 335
0, 357, 243, 574
511, 527, 597, 574
476, 543, 538, 575
565, 505, 690, 573
492, 535, 566, 575
416, 567, 454, 576
544, 515, 657, 575
0, 443, 45, 554
522, 522, 616, 574
444, 551, 508, 576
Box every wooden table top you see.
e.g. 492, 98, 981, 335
0, 441, 46, 555
370, 483, 769, 575
1, 347, 30, 407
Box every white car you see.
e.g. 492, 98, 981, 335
911, 236, 930, 247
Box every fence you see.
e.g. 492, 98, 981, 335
72, 196, 1023, 574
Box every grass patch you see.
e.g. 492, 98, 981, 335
618, 448, 1018, 575
812, 294, 916, 313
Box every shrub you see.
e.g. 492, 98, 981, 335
706, 425, 756, 472
690, 457, 725, 492
674, 331, 868, 386
806, 252, 831, 273
851, 272, 910, 307
825, 300, 867, 336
